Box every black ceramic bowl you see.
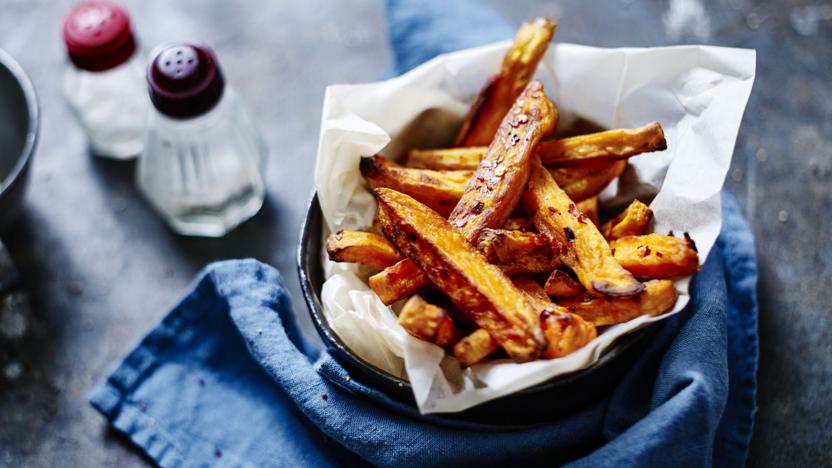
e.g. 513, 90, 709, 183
0, 48, 38, 233
298, 193, 655, 424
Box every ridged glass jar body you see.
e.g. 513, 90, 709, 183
64, 53, 147, 159
137, 89, 267, 236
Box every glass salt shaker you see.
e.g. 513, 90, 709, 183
137, 44, 267, 237
62, 1, 147, 159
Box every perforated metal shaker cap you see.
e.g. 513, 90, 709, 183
147, 44, 225, 119
62, 1, 136, 71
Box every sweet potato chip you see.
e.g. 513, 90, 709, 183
328, 228, 556, 278
602, 199, 653, 240
537, 122, 666, 166
549, 160, 627, 203
454, 18, 557, 146
511, 275, 553, 308
406, 122, 665, 170
557, 279, 677, 326
361, 162, 618, 212
406, 147, 482, 171
611, 233, 700, 279
524, 157, 643, 297
453, 329, 500, 367
398, 295, 459, 349
512, 276, 596, 359
539, 310, 597, 359
375, 188, 546, 361
325, 230, 402, 271
544, 268, 584, 298
360, 155, 471, 217
476, 228, 561, 274
450, 80, 558, 240
367, 258, 426, 305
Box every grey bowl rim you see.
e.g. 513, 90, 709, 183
0, 47, 39, 197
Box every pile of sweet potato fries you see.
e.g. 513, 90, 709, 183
325, 18, 699, 367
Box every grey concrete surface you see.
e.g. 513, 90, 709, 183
0, 0, 829, 466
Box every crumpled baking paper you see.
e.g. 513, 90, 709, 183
314, 41, 755, 414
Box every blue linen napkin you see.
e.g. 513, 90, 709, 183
91, 1, 759, 465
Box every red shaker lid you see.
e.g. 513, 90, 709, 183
147, 44, 225, 119
62, 1, 136, 72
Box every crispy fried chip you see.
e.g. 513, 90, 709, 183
453, 329, 500, 367
452, 276, 595, 365
450, 80, 558, 240
454, 18, 557, 146
539, 310, 597, 359
476, 228, 561, 274
327, 229, 554, 277
325, 230, 402, 271
406, 147, 482, 171
361, 162, 618, 212
537, 122, 666, 166
367, 258, 426, 305
544, 268, 584, 298
524, 157, 643, 297
611, 233, 700, 279
398, 295, 459, 349
511, 275, 554, 308
375, 188, 546, 361
511, 276, 596, 359
368, 157, 619, 222
557, 279, 677, 326
602, 199, 653, 240
549, 160, 627, 202
360, 155, 471, 217
406, 123, 665, 170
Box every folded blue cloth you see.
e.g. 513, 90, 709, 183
91, 1, 759, 465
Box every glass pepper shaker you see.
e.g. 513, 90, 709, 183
137, 44, 268, 237
62, 1, 147, 159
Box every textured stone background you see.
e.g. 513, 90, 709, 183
0, 0, 829, 465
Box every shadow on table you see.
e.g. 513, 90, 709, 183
85, 154, 290, 272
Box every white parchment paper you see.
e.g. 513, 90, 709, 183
314, 42, 755, 414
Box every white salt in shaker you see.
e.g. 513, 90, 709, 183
62, 1, 147, 159
137, 44, 267, 237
